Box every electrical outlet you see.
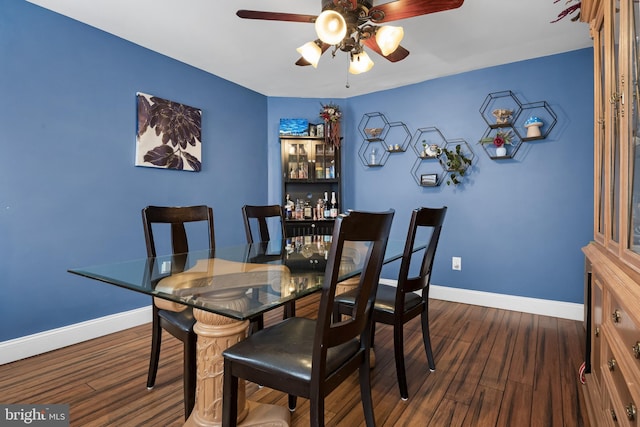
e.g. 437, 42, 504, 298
452, 256, 461, 271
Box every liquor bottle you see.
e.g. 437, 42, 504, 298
330, 192, 338, 218
323, 192, 331, 218
316, 198, 324, 220
284, 194, 293, 219
303, 201, 312, 219
295, 199, 303, 220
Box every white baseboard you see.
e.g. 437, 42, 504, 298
379, 279, 584, 321
0, 284, 585, 366
0, 306, 152, 365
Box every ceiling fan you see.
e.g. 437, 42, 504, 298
237, 0, 464, 74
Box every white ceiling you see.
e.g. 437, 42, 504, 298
25, 0, 593, 98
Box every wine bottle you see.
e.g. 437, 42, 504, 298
323, 192, 330, 218
330, 192, 338, 218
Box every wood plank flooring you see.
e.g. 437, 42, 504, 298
0, 295, 589, 426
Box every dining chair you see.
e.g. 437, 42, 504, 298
334, 206, 447, 400
241, 204, 296, 321
241, 204, 286, 244
142, 205, 215, 420
222, 209, 395, 427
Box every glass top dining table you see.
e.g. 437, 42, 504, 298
68, 235, 411, 322
68, 235, 414, 427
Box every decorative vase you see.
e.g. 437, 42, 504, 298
496, 146, 507, 157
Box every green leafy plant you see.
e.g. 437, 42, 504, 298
440, 144, 472, 185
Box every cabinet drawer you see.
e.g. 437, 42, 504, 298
607, 292, 640, 386
604, 340, 639, 426
603, 379, 623, 427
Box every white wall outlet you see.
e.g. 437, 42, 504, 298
452, 256, 462, 271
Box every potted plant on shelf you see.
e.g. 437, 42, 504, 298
480, 130, 513, 157
440, 144, 472, 185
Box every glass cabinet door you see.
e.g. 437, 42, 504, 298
597, 25, 607, 240
627, 0, 640, 253
284, 141, 310, 180
313, 141, 336, 180
609, 0, 622, 245
282, 138, 339, 182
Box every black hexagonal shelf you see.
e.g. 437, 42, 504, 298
479, 90, 522, 129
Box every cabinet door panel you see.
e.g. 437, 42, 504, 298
628, 0, 640, 254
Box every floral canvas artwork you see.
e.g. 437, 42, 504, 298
135, 92, 202, 172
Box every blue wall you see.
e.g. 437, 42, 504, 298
268, 49, 594, 305
0, 2, 269, 341
1, 1, 593, 343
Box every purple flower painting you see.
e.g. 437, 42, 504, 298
135, 92, 202, 172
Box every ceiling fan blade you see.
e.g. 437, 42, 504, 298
236, 10, 317, 23
362, 38, 409, 62
369, 0, 464, 22
296, 42, 332, 66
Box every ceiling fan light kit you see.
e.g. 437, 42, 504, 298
237, 0, 464, 75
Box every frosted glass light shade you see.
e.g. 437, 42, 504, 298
296, 41, 322, 68
349, 51, 374, 74
376, 25, 404, 56
315, 10, 347, 45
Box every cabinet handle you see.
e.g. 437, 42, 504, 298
612, 309, 621, 323
611, 409, 617, 421
595, 327, 600, 337
626, 403, 637, 421
610, 92, 622, 103
608, 358, 617, 371
633, 342, 640, 359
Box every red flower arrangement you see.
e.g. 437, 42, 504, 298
320, 103, 342, 148
480, 130, 513, 147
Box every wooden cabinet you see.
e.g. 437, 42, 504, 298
582, 0, 640, 425
280, 136, 342, 237
584, 245, 640, 426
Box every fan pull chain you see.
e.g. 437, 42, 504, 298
345, 55, 350, 89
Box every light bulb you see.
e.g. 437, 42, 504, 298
349, 51, 374, 74
315, 10, 347, 45
296, 41, 322, 68
376, 25, 404, 56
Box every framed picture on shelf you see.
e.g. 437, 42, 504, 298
316, 123, 324, 138
420, 174, 438, 186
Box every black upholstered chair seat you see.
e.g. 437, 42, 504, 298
157, 308, 195, 334
223, 317, 360, 383
336, 284, 423, 315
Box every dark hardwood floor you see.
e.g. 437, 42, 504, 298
0, 294, 589, 426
